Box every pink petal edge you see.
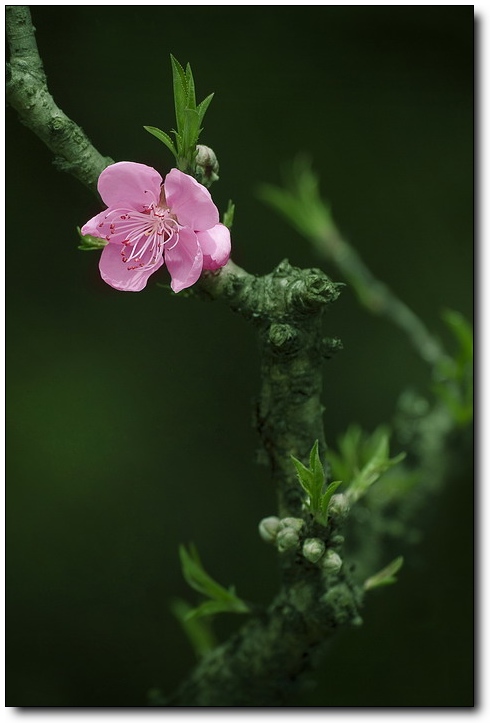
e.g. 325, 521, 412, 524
98, 161, 163, 210
198, 224, 231, 271
164, 227, 204, 293
164, 168, 219, 231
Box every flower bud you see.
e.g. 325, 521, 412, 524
302, 537, 326, 564
195, 145, 219, 188
279, 517, 304, 533
276, 527, 300, 553
328, 493, 350, 519
258, 516, 281, 544
322, 549, 343, 574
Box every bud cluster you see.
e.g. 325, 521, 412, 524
258, 512, 345, 575
258, 516, 304, 552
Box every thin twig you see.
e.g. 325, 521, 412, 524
313, 225, 447, 367
259, 161, 448, 368
6, 5, 113, 193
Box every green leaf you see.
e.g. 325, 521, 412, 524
319, 480, 343, 518
182, 108, 201, 155
432, 309, 473, 426
222, 200, 235, 229
171, 598, 217, 657
324, 425, 406, 505
337, 425, 363, 477
185, 62, 197, 110
165, 56, 215, 174
291, 441, 342, 525
347, 431, 405, 504
185, 599, 247, 621
364, 556, 404, 591
170, 54, 188, 135
172, 130, 184, 155
258, 158, 335, 242
76, 227, 107, 251
197, 93, 215, 124
291, 454, 315, 496
442, 309, 473, 364
179, 544, 249, 620
143, 125, 177, 158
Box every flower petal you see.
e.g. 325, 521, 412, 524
81, 210, 110, 239
198, 224, 231, 270
99, 242, 163, 292
81, 206, 138, 245
98, 162, 163, 210
164, 227, 203, 293
164, 168, 219, 231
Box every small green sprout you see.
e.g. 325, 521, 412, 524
144, 55, 214, 176
291, 440, 342, 526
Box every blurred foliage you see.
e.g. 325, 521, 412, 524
179, 543, 249, 620
170, 599, 217, 659
326, 425, 406, 504
432, 310, 473, 426
364, 556, 404, 591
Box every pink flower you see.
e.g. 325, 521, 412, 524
81, 162, 231, 292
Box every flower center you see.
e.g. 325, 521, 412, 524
106, 199, 180, 271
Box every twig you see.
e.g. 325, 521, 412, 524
312, 225, 446, 367
6, 5, 113, 193
259, 160, 447, 368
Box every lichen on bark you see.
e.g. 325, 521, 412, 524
6, 5, 113, 193
199, 258, 342, 518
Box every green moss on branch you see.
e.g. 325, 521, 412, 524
6, 5, 113, 193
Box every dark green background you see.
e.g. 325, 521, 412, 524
7, 6, 473, 707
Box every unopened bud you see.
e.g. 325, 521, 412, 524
302, 537, 326, 564
328, 493, 350, 519
276, 527, 300, 552
258, 516, 281, 544
322, 549, 343, 574
279, 517, 304, 533
195, 145, 219, 188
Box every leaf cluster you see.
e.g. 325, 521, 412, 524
291, 440, 342, 525
325, 425, 406, 504
144, 56, 214, 175
179, 544, 249, 621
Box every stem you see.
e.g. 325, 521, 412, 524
200, 259, 342, 517
169, 577, 361, 706
165, 260, 360, 706
6, 6, 113, 193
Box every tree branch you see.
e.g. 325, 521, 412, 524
199, 259, 342, 518
6, 5, 113, 193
